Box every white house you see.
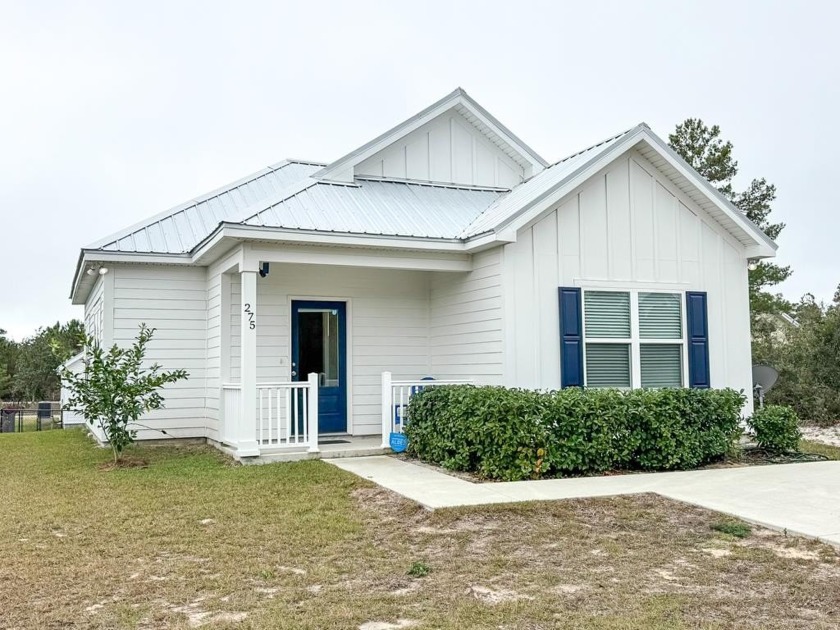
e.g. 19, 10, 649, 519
69, 88, 776, 459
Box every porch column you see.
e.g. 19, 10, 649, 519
238, 269, 259, 456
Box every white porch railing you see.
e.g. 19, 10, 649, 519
222, 373, 319, 454
380, 371, 472, 448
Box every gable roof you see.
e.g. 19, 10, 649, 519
312, 88, 549, 183
460, 123, 778, 257
78, 89, 780, 283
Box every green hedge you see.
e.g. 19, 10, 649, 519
404, 386, 745, 481
747, 404, 801, 454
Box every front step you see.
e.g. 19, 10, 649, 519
237, 435, 391, 464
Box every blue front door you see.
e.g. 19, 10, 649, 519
291, 301, 347, 433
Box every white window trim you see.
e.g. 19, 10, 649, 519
581, 288, 687, 389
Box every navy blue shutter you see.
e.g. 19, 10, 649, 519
559, 287, 584, 388
686, 292, 710, 388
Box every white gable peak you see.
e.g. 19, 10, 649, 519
313, 88, 547, 187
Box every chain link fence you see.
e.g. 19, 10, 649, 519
0, 402, 64, 433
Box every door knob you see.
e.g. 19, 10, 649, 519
291, 370, 297, 377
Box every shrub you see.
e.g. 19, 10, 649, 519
60, 324, 188, 464
405, 385, 745, 481
747, 404, 801, 454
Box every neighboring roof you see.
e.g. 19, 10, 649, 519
90, 160, 323, 254
312, 88, 549, 182
238, 177, 505, 239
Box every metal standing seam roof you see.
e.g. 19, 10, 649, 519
89, 160, 324, 254
460, 126, 638, 237
83, 123, 774, 258
240, 178, 506, 239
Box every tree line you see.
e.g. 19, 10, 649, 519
668, 120, 836, 424
0, 321, 84, 402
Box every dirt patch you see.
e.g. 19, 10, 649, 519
96, 457, 149, 471
468, 585, 533, 605
359, 620, 419, 630
801, 425, 840, 447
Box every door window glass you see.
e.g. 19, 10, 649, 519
298, 308, 340, 387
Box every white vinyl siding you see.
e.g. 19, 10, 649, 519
503, 149, 752, 412
355, 112, 525, 188
84, 277, 105, 345
229, 265, 432, 436
430, 248, 504, 384
111, 265, 208, 439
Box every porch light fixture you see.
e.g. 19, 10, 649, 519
259, 262, 270, 278
747, 260, 758, 271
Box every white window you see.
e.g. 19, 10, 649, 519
582, 289, 686, 389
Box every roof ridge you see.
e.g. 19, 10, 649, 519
353, 175, 511, 193
549, 125, 640, 168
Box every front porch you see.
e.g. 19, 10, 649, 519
219, 373, 470, 461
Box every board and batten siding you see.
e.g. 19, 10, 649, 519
429, 248, 505, 384
502, 150, 753, 412
355, 111, 525, 188
111, 265, 208, 439
227, 265, 432, 436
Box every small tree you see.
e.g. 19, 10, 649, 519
61, 324, 188, 463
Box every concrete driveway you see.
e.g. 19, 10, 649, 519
329, 456, 840, 546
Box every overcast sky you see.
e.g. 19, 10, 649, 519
1, 0, 837, 340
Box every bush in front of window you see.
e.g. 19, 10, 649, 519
405, 385, 745, 481
747, 405, 801, 454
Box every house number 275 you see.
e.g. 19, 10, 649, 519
244, 303, 255, 329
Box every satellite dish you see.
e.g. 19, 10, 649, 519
752, 364, 779, 393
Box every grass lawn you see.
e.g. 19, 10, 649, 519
800, 439, 840, 460
2, 431, 839, 629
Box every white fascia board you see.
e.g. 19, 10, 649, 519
313, 88, 548, 183
250, 243, 471, 272
640, 129, 779, 256
71, 249, 191, 304
498, 128, 649, 237
457, 90, 549, 170
488, 128, 778, 257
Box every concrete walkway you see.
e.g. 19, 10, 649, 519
329, 456, 840, 546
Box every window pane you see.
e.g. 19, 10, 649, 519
584, 291, 631, 338
298, 309, 340, 387
585, 343, 631, 388
640, 344, 682, 388
639, 292, 682, 339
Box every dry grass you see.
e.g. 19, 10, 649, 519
800, 439, 840, 460
2, 430, 839, 629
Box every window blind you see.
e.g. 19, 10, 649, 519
585, 344, 631, 388
640, 344, 682, 388
584, 291, 631, 338
639, 293, 682, 339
